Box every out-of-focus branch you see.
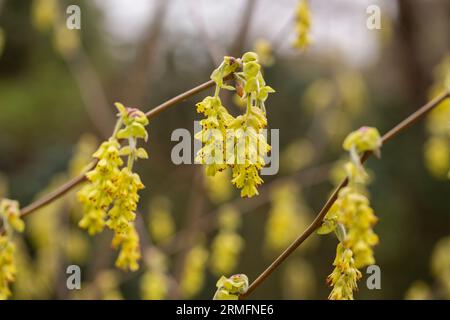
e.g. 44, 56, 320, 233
240, 90, 450, 299
186, 0, 224, 65
230, 0, 257, 56
7, 75, 232, 225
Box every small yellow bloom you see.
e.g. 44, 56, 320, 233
293, 0, 312, 50
112, 223, 141, 272
0, 198, 24, 300
213, 274, 249, 300
0, 235, 17, 300
343, 126, 382, 154
0, 199, 24, 233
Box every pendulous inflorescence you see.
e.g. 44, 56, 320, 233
209, 205, 244, 276
318, 126, 382, 300
213, 274, 249, 300
293, 0, 312, 50
195, 52, 274, 198
77, 102, 149, 271
0, 199, 25, 299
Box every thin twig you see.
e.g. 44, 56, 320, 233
19, 162, 95, 218
240, 90, 450, 299
65, 50, 116, 139
161, 161, 332, 255
13, 76, 232, 221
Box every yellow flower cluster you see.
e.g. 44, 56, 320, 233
0, 236, 16, 300
195, 52, 274, 198
204, 169, 233, 204
213, 274, 249, 300
106, 168, 144, 234
301, 71, 368, 146
331, 185, 379, 268
431, 235, 450, 298
209, 206, 244, 276
230, 52, 274, 197
140, 249, 170, 300
265, 183, 311, 252
31, 0, 80, 58
424, 54, 450, 179
71, 270, 123, 300
253, 39, 274, 67
13, 177, 66, 299
112, 223, 141, 271
282, 258, 316, 299
0, 199, 25, 299
179, 244, 209, 298
293, 0, 311, 50
0, 199, 24, 234
404, 280, 432, 300
147, 196, 175, 244
327, 243, 362, 300
195, 95, 235, 176
319, 126, 382, 300
77, 103, 149, 271
78, 138, 122, 235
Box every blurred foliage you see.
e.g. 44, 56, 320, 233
0, 0, 449, 300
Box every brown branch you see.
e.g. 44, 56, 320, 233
19, 162, 95, 218
145, 75, 232, 118
161, 161, 332, 255
13, 76, 231, 221
240, 90, 450, 299
65, 50, 116, 139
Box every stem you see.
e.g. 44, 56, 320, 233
19, 164, 94, 219
246, 95, 252, 116
11, 75, 233, 221
240, 90, 450, 299
214, 85, 220, 98
112, 118, 123, 138
144, 74, 233, 119
127, 138, 136, 170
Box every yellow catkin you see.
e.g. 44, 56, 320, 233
179, 244, 209, 298
0, 199, 25, 299
319, 127, 382, 300
195, 53, 274, 198
209, 206, 243, 276
77, 103, 149, 271
293, 0, 312, 50
424, 54, 450, 179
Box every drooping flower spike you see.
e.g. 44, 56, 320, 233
0, 199, 25, 299
195, 52, 274, 198
77, 102, 149, 271
318, 126, 382, 300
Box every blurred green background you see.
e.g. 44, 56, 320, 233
0, 0, 449, 300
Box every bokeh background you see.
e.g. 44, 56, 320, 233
0, 0, 449, 299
